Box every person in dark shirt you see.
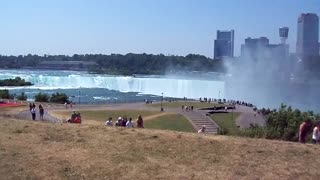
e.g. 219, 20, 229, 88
122, 116, 128, 127
137, 115, 144, 128
39, 104, 44, 120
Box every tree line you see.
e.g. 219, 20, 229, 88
0, 90, 68, 104
0, 77, 33, 86
0, 53, 225, 75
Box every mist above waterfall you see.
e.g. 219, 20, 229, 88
224, 47, 320, 111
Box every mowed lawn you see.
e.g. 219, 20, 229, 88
144, 114, 195, 133
51, 110, 195, 132
209, 112, 241, 135
149, 101, 226, 109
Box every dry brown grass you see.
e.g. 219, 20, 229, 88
0, 105, 27, 116
1, 117, 320, 180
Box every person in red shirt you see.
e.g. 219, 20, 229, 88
299, 119, 312, 143
137, 115, 144, 128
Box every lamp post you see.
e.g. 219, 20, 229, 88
232, 107, 234, 122
161, 92, 164, 111
78, 90, 80, 105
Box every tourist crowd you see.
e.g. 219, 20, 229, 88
105, 115, 144, 128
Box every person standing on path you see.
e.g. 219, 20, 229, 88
29, 103, 32, 111
39, 104, 44, 120
30, 107, 36, 120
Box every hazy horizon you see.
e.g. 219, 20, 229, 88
0, 0, 319, 58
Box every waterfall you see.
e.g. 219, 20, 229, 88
0, 69, 225, 99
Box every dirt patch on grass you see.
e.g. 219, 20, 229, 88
143, 112, 174, 121
1, 118, 320, 179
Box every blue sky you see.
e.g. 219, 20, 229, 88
0, 0, 319, 57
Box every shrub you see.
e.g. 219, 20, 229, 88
16, 92, 27, 101
239, 125, 266, 138
235, 104, 320, 142
34, 93, 49, 102
0, 89, 14, 99
50, 92, 68, 104
218, 127, 229, 135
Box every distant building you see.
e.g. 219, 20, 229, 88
241, 37, 269, 59
214, 30, 234, 59
296, 13, 319, 60
241, 37, 288, 61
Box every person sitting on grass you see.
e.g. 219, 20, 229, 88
105, 117, 113, 126
115, 117, 122, 127
299, 119, 312, 143
126, 117, 134, 128
73, 113, 81, 124
198, 125, 206, 134
137, 115, 144, 128
122, 116, 128, 127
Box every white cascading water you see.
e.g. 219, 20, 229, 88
0, 69, 225, 99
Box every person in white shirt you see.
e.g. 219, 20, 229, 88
312, 123, 320, 144
105, 117, 113, 126
198, 125, 206, 133
30, 107, 36, 120
126, 117, 134, 128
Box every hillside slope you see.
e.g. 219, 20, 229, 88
0, 118, 319, 179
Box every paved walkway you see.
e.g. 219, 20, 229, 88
16, 110, 61, 123
233, 105, 266, 128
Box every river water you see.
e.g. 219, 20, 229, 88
0, 69, 225, 104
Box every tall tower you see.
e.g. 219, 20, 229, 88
296, 13, 319, 60
279, 27, 290, 58
279, 27, 289, 44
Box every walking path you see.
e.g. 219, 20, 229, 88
233, 105, 266, 128
16, 110, 61, 123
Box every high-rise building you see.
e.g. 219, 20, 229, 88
241, 37, 269, 59
296, 13, 319, 60
214, 30, 234, 59
241, 37, 288, 61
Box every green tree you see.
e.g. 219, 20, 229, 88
50, 92, 68, 104
0, 77, 32, 86
0, 89, 14, 99
16, 92, 27, 101
34, 93, 49, 102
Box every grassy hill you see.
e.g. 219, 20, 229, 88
1, 118, 320, 179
